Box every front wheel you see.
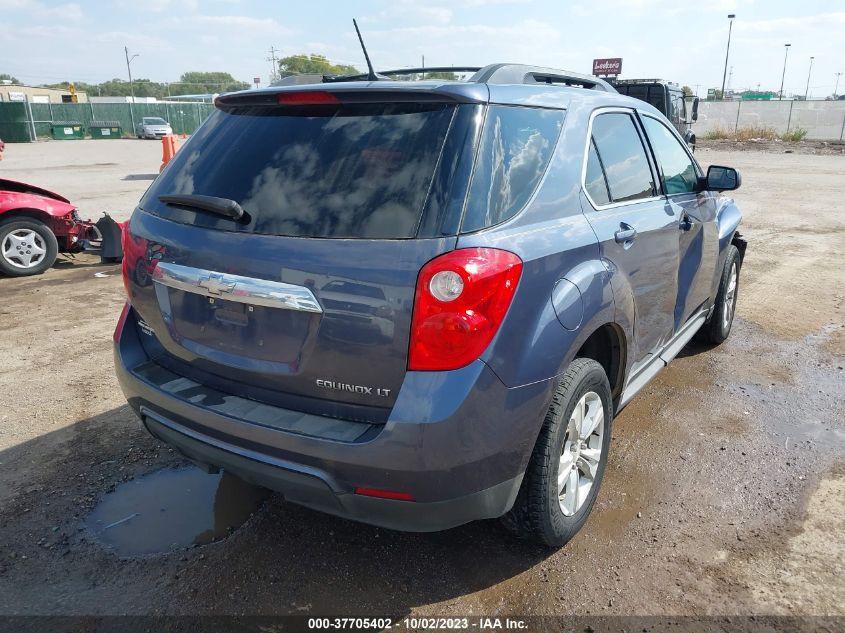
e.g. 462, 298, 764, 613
698, 244, 740, 344
0, 218, 59, 277
502, 358, 613, 547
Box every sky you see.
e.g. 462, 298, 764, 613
2, 0, 844, 98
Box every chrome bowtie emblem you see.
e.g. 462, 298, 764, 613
198, 274, 235, 296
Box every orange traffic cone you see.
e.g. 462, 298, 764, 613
159, 134, 180, 172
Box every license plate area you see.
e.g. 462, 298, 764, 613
211, 297, 249, 327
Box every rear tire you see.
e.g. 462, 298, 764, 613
0, 217, 59, 277
698, 244, 740, 344
502, 358, 613, 547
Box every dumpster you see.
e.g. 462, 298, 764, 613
50, 121, 84, 140
89, 121, 122, 139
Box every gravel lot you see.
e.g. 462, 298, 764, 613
0, 139, 843, 622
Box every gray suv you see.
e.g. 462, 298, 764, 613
114, 64, 746, 547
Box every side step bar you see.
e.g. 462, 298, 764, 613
618, 310, 707, 410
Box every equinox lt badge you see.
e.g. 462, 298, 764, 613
316, 379, 391, 397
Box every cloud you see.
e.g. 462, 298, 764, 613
735, 11, 845, 34
361, 3, 453, 26
0, 0, 83, 20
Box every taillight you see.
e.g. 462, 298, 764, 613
409, 248, 522, 371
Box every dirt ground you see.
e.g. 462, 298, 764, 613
0, 141, 843, 623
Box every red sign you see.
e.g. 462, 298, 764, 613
593, 58, 622, 76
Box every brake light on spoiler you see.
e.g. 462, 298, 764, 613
277, 91, 340, 106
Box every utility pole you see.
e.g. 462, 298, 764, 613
804, 56, 814, 100
728, 66, 733, 93
694, 84, 701, 97
720, 14, 736, 100
267, 46, 280, 83
779, 43, 791, 100
834, 72, 842, 99
124, 45, 139, 136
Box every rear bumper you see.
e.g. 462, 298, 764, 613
114, 305, 554, 532
142, 410, 522, 532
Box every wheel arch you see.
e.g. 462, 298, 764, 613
573, 322, 627, 409
0, 207, 55, 226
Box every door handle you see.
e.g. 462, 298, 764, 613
614, 224, 637, 243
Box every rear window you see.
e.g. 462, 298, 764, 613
141, 102, 457, 239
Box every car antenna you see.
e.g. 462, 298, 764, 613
353, 18, 378, 81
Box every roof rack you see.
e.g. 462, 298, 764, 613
470, 64, 616, 92
613, 78, 670, 85
309, 63, 616, 92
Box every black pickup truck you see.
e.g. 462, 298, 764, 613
611, 79, 700, 149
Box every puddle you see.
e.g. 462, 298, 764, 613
87, 466, 270, 557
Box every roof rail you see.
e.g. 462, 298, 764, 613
470, 64, 617, 92
273, 63, 616, 92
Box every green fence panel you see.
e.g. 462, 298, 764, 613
0, 102, 32, 142
0, 101, 216, 142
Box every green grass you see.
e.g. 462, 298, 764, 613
704, 125, 809, 142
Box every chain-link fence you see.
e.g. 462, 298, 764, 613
0, 100, 215, 142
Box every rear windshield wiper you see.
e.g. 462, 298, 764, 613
158, 194, 245, 221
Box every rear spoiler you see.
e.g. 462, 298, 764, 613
214, 85, 489, 109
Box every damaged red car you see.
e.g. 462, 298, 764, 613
0, 178, 101, 277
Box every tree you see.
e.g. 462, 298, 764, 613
35, 72, 249, 98
172, 72, 249, 95
424, 71, 458, 80
681, 85, 694, 97
278, 54, 358, 78
0, 73, 21, 84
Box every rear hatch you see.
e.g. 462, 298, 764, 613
125, 87, 482, 422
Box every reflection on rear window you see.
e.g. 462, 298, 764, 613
142, 103, 456, 239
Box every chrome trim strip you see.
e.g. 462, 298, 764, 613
152, 262, 323, 314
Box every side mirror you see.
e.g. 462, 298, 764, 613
684, 96, 699, 123
704, 165, 741, 191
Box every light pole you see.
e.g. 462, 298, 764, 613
835, 72, 842, 99
804, 56, 814, 100
124, 46, 139, 136
720, 14, 736, 100
779, 43, 791, 100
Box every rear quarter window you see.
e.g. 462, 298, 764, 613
461, 106, 564, 233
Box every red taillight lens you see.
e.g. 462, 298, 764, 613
277, 91, 339, 105
114, 302, 130, 343
409, 248, 522, 371
354, 487, 415, 502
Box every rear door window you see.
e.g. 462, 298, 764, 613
590, 112, 656, 203
461, 106, 564, 232
141, 102, 457, 239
